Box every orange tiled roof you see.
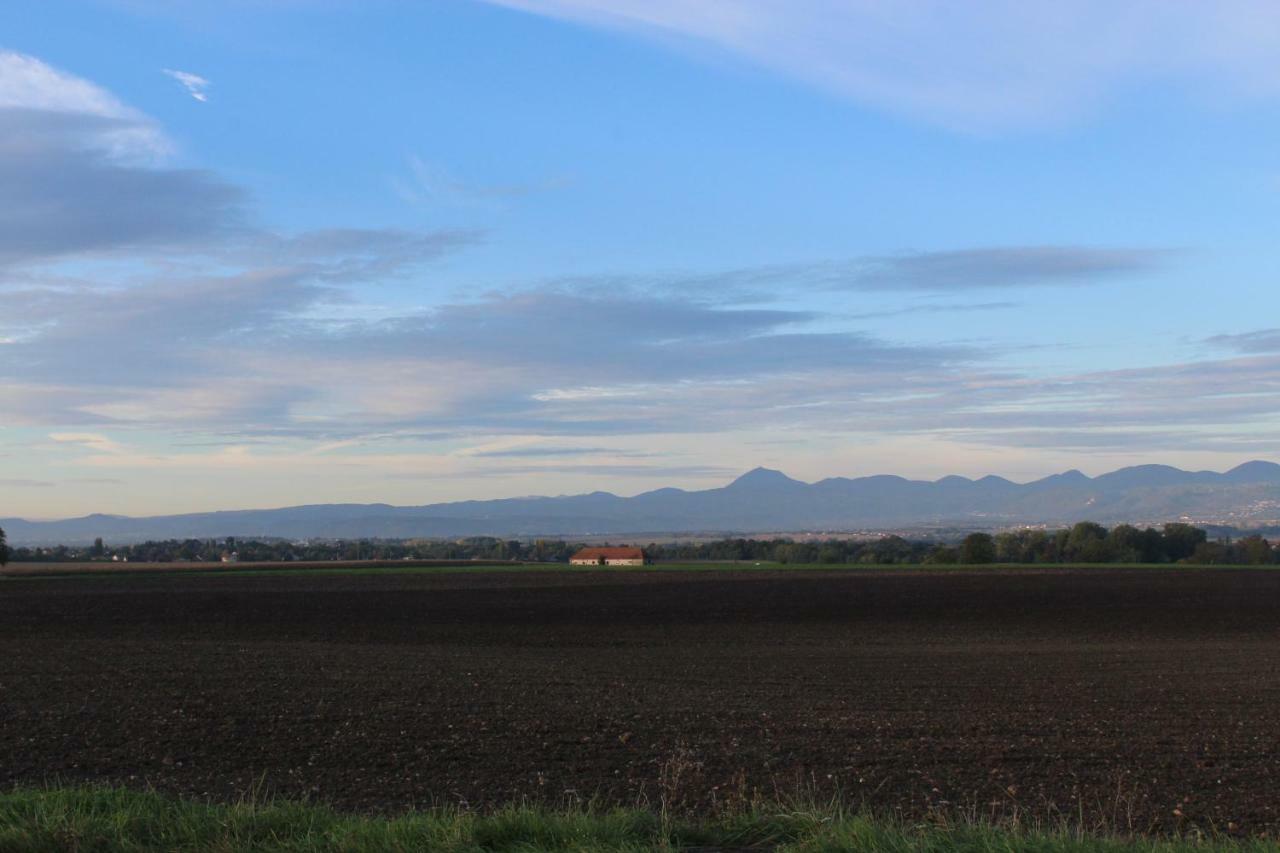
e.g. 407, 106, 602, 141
571, 547, 644, 560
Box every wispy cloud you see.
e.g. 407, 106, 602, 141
948, 428, 1280, 454
48, 433, 126, 454
850, 247, 1168, 290
468, 445, 657, 458
400, 463, 738, 479
162, 68, 210, 102
4, 278, 965, 433
0, 478, 54, 488
848, 301, 1019, 321
1205, 328, 1280, 353
584, 247, 1167, 300
479, 1, 1280, 131
395, 156, 570, 205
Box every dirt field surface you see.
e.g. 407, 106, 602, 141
0, 559, 515, 577
3, 567, 1280, 835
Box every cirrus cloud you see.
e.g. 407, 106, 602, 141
162, 68, 210, 102
478, 0, 1280, 132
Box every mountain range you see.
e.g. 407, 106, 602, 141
4, 461, 1280, 545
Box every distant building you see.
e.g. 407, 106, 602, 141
220, 551, 239, 563
569, 546, 647, 566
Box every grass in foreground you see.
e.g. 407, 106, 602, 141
0, 788, 1276, 853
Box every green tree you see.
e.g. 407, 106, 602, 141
959, 532, 997, 564
925, 545, 958, 564
1106, 524, 1143, 562
1136, 527, 1167, 563
1236, 535, 1275, 565
91, 537, 105, 558
776, 542, 818, 564
994, 532, 1022, 562
0, 526, 7, 566
1064, 521, 1108, 561
817, 544, 844, 564
1188, 541, 1228, 565
1162, 523, 1207, 562
1049, 529, 1070, 561
1022, 530, 1051, 562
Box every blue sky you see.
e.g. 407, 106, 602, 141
2, 0, 1279, 518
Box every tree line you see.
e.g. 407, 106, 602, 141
1, 522, 1275, 566
2, 535, 573, 564
647, 523, 1275, 565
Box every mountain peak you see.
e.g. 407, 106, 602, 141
726, 467, 805, 490
1030, 469, 1091, 487
1093, 464, 1215, 489
1225, 460, 1280, 483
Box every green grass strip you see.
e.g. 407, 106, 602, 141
0, 787, 1276, 852
8, 561, 1276, 584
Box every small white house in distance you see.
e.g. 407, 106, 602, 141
569, 546, 647, 566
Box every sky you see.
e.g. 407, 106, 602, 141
1, 0, 1279, 519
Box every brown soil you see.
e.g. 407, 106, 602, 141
0, 559, 515, 577
2, 568, 1278, 834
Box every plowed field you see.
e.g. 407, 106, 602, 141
2, 567, 1279, 834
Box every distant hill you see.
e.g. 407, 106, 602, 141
4, 461, 1280, 545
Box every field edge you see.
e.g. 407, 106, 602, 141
5, 559, 1277, 581
0, 786, 1271, 852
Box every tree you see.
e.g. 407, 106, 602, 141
1188, 541, 1229, 565
1136, 527, 1167, 563
924, 545, 958, 564
1065, 521, 1109, 561
959, 532, 997, 564
91, 537, 105, 558
1162, 523, 1207, 562
817, 544, 845, 564
1106, 524, 1143, 562
775, 542, 818, 564
1236, 535, 1275, 565
1023, 530, 1051, 562
1049, 528, 1070, 561
994, 532, 1022, 562
0, 526, 7, 566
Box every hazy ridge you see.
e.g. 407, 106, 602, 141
5, 461, 1280, 545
